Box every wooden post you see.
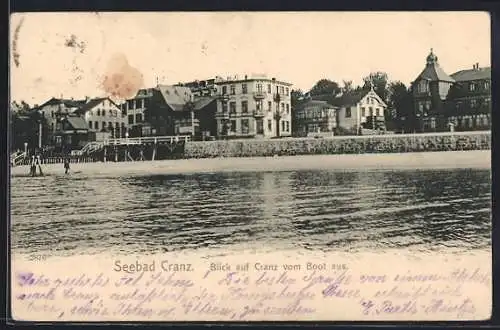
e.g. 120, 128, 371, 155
152, 137, 157, 161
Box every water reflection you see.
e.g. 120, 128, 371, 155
11, 168, 491, 255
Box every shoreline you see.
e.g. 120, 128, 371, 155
10, 150, 491, 177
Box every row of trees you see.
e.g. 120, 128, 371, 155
10, 101, 47, 152
291, 72, 416, 131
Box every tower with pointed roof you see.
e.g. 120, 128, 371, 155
411, 48, 455, 131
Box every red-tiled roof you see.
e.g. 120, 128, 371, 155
451, 67, 491, 81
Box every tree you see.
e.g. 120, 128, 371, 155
342, 80, 354, 93
363, 72, 389, 101
309, 79, 341, 96
386, 81, 414, 131
291, 89, 304, 106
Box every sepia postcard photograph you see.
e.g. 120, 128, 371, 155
9, 11, 492, 322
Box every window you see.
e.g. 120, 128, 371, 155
222, 102, 228, 113
108, 122, 113, 130
230, 85, 236, 95
229, 102, 236, 113
51, 123, 54, 131
88, 121, 92, 129
470, 99, 477, 108
257, 83, 263, 93
417, 81, 429, 93
128, 114, 134, 125
136, 113, 142, 123
484, 81, 490, 90
345, 108, 351, 118
256, 101, 262, 111
281, 103, 285, 113
267, 119, 272, 131
469, 83, 476, 92
376, 109, 380, 117
268, 101, 272, 111
222, 86, 227, 95
286, 104, 290, 114
97, 109, 101, 116
242, 101, 248, 113
51, 111, 54, 118
282, 121, 286, 132
241, 119, 249, 134
102, 110, 106, 116
267, 84, 271, 93
286, 88, 289, 96
286, 121, 290, 132
102, 122, 106, 130
361, 108, 366, 117
242, 84, 247, 94
230, 120, 236, 132
369, 107, 373, 117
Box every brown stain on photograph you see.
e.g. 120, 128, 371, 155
12, 17, 25, 67
100, 53, 144, 99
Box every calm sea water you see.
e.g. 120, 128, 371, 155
10, 168, 491, 256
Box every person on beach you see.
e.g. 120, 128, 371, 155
29, 155, 36, 177
64, 157, 70, 174
35, 155, 44, 176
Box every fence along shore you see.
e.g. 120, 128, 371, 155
15, 131, 491, 165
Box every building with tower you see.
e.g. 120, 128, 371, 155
410, 49, 491, 132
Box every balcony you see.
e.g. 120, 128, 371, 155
253, 109, 265, 117
253, 91, 267, 100
215, 111, 230, 119
218, 94, 230, 101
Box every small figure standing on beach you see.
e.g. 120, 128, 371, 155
35, 155, 43, 176
64, 157, 71, 174
29, 155, 36, 177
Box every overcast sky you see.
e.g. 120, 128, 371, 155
10, 12, 491, 106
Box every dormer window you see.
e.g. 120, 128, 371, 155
97, 109, 101, 116
469, 83, 476, 92
484, 81, 490, 90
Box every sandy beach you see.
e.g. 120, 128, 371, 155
10, 150, 491, 177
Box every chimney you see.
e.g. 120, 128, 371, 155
245, 75, 248, 80
476, 62, 479, 70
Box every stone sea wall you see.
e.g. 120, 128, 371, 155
184, 131, 491, 158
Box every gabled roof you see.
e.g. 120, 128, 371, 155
64, 116, 89, 130
312, 89, 370, 107
313, 89, 387, 108
193, 96, 217, 110
414, 63, 455, 83
297, 99, 337, 110
157, 85, 193, 111
73, 97, 120, 115
451, 67, 491, 82
37, 97, 86, 109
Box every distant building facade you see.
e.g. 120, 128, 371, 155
122, 85, 217, 139
73, 97, 127, 141
311, 88, 388, 134
36, 98, 87, 145
294, 100, 337, 137
215, 75, 293, 138
411, 49, 491, 132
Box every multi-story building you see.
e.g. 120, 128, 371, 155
410, 49, 491, 132
215, 74, 293, 138
446, 64, 491, 131
122, 85, 217, 139
35, 97, 87, 145
73, 97, 127, 140
293, 100, 337, 137
311, 87, 387, 134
